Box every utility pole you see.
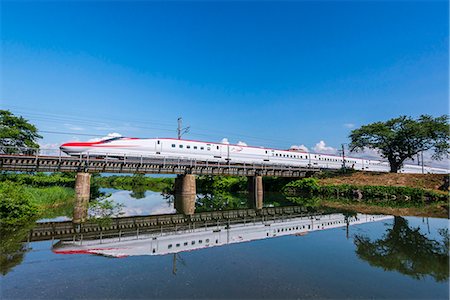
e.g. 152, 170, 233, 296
177, 117, 190, 140
341, 144, 346, 171
421, 151, 424, 174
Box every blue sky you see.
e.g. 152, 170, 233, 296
1, 1, 448, 162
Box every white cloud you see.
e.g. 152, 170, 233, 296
343, 123, 355, 129
237, 141, 247, 146
88, 132, 122, 142
221, 138, 230, 144
290, 145, 309, 152
313, 140, 337, 154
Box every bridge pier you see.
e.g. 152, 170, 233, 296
174, 174, 196, 215
248, 176, 263, 210
73, 173, 91, 224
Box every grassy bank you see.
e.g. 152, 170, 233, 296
0, 181, 75, 224
316, 171, 448, 191
282, 177, 449, 217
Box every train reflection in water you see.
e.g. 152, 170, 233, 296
53, 213, 392, 258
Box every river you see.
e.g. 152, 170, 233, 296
1, 188, 448, 299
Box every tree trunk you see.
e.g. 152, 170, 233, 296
388, 157, 401, 173
389, 164, 400, 173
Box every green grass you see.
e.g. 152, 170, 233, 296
282, 178, 449, 207
0, 181, 75, 224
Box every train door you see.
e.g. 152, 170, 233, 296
156, 140, 162, 154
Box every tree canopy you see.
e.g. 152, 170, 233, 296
0, 110, 42, 154
349, 115, 449, 172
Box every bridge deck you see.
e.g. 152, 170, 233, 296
0, 154, 321, 177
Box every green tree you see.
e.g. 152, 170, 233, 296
0, 110, 42, 154
349, 115, 449, 173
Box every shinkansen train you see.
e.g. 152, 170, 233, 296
60, 137, 449, 174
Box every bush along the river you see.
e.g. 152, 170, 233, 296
0, 181, 39, 225
0, 180, 76, 223
0, 172, 76, 187
282, 178, 448, 206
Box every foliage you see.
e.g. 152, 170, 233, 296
0, 172, 76, 187
0, 181, 38, 225
195, 192, 248, 212
262, 177, 298, 192
196, 176, 248, 194
354, 217, 449, 282
282, 178, 320, 197
93, 175, 174, 198
88, 196, 124, 227
0, 110, 42, 154
349, 115, 449, 172
282, 178, 448, 207
0, 221, 35, 275
0, 180, 77, 223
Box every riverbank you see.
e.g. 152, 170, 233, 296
321, 200, 449, 219
317, 171, 448, 192
283, 176, 449, 218
0, 181, 75, 224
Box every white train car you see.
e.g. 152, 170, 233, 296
60, 137, 449, 174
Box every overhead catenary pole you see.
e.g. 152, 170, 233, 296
341, 144, 346, 171
177, 117, 190, 140
421, 151, 424, 174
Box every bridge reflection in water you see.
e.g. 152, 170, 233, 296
50, 209, 392, 260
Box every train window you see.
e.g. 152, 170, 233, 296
184, 242, 188, 246
216, 146, 219, 150
201, 147, 204, 150
207, 147, 211, 151
216, 239, 218, 243
191, 241, 195, 245
206, 239, 209, 243
179, 145, 183, 148
194, 146, 197, 149
176, 243, 180, 247
168, 244, 172, 249
172, 144, 176, 148
265, 151, 268, 154
199, 240, 203, 244
157, 140, 160, 144
187, 145, 191, 149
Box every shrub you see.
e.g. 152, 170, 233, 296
0, 181, 38, 225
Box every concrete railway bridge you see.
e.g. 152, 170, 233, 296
0, 152, 321, 224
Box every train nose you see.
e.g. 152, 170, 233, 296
60, 142, 87, 154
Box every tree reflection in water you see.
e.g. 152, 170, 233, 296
354, 216, 449, 282
195, 193, 248, 212
0, 222, 34, 275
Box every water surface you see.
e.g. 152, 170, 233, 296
1, 213, 448, 299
